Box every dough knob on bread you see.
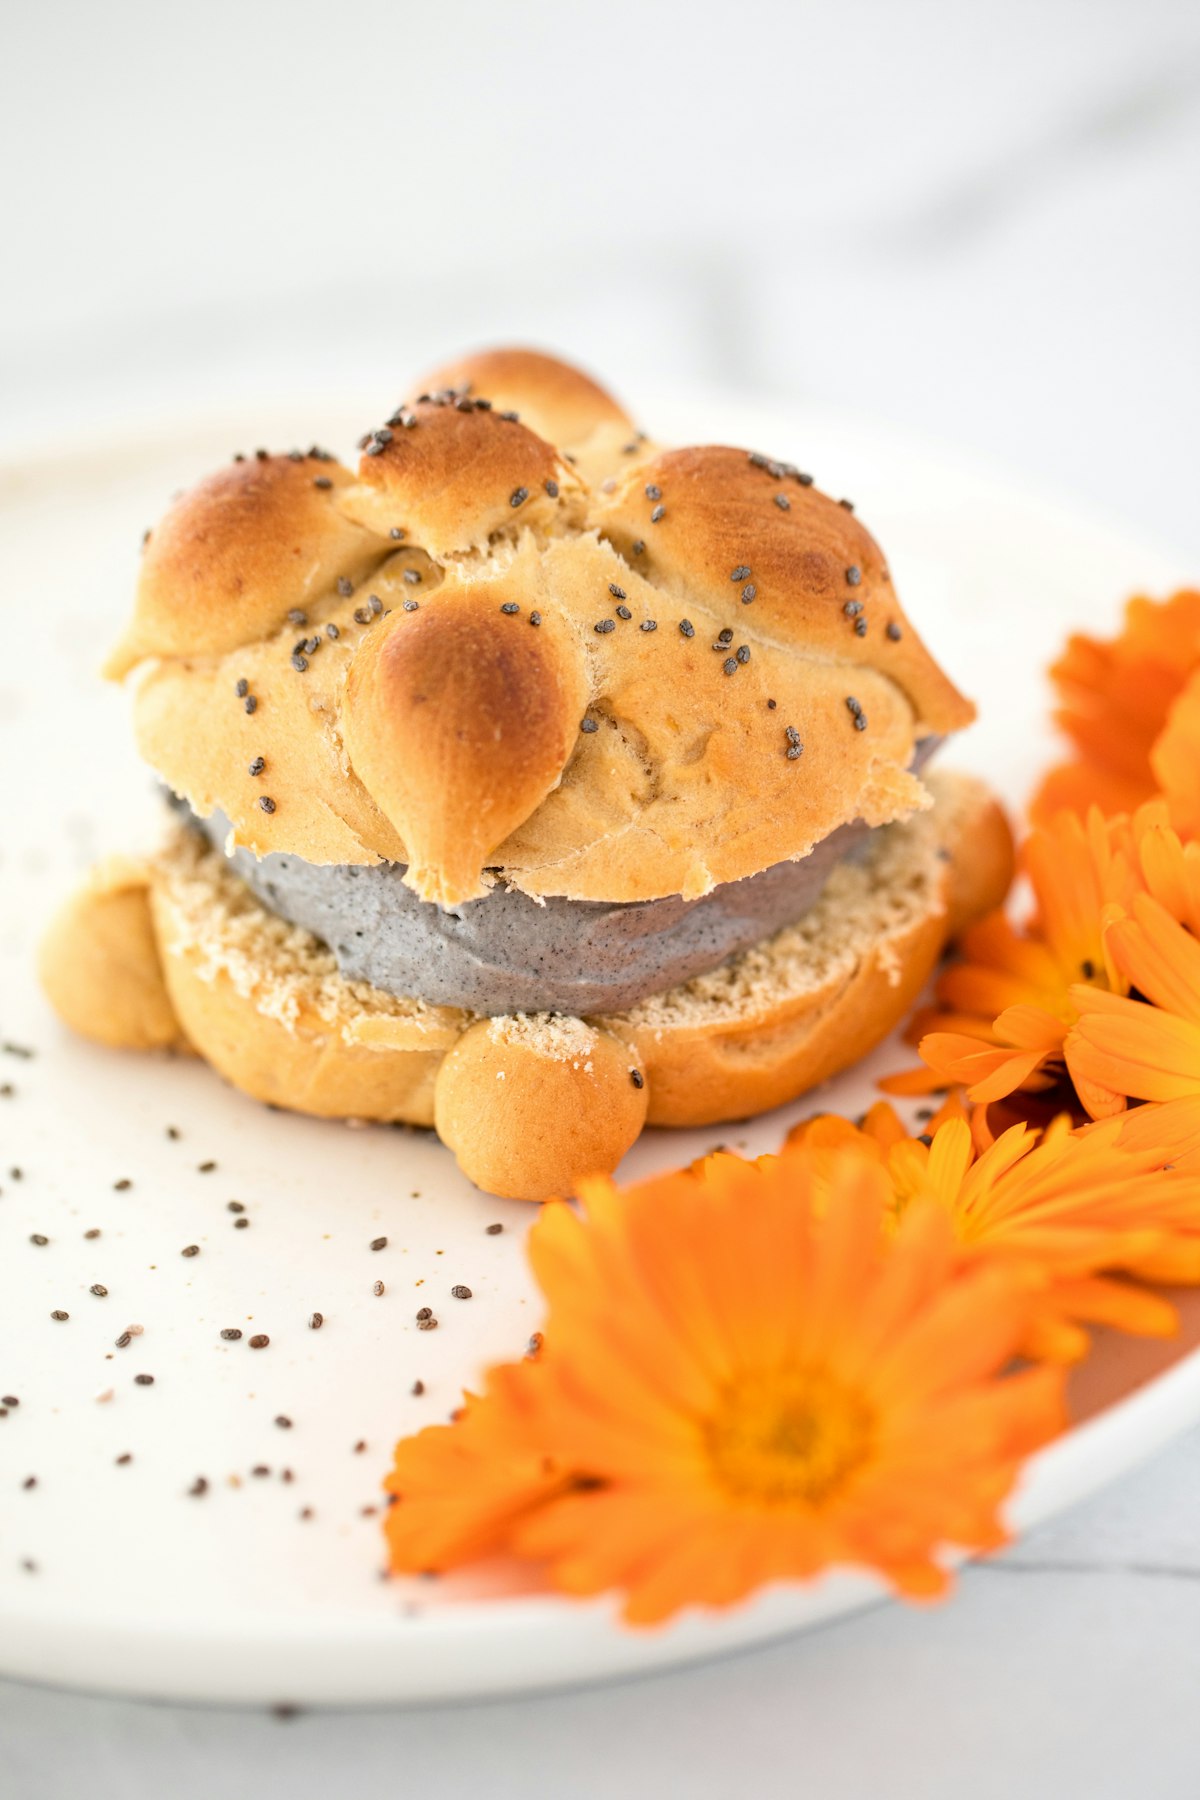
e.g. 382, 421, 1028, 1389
593, 446, 974, 738
104, 453, 381, 677
340, 396, 583, 556
38, 857, 185, 1051
413, 347, 649, 487
434, 1017, 649, 1202
342, 584, 589, 906
417, 346, 632, 448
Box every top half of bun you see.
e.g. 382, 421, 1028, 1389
106, 349, 975, 908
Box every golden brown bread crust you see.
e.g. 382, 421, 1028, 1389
340, 395, 585, 556
107, 345, 974, 903
943, 791, 1014, 940
155, 915, 445, 1125
491, 538, 928, 901
341, 582, 589, 904
104, 453, 383, 678
418, 346, 633, 445
125, 527, 931, 899
40, 773, 1012, 1200
131, 547, 430, 866
147, 828, 459, 1125
613, 787, 1013, 1127
593, 446, 974, 738
414, 346, 648, 488
37, 856, 189, 1052
434, 1018, 648, 1201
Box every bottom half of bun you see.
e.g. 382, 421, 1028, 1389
39, 769, 1013, 1201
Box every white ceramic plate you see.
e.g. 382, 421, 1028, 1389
1, 392, 1196, 1708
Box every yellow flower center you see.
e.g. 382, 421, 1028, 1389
703, 1368, 875, 1507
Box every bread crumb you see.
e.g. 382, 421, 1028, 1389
601, 774, 965, 1033
486, 1011, 598, 1063
155, 828, 461, 1048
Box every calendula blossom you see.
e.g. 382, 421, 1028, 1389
791, 1101, 1200, 1361
384, 1145, 1063, 1623
1032, 589, 1200, 828
883, 807, 1140, 1106
1068, 892, 1200, 1172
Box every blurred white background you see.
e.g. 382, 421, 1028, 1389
3, 0, 1199, 555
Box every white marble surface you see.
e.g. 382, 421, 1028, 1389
3, 0, 1200, 1791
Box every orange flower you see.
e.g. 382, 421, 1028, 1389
791, 1102, 1197, 1361
1068, 893, 1200, 1173
384, 1146, 1064, 1623
791, 1092, 996, 1157
884, 808, 1140, 1105
383, 1361, 568, 1572
1150, 669, 1200, 843
1032, 590, 1200, 827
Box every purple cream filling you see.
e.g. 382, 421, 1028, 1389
188, 738, 938, 1015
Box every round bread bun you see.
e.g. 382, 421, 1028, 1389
37, 856, 188, 1052
109, 348, 973, 908
40, 771, 1012, 1201
434, 1017, 648, 1201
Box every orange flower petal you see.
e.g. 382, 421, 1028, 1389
919, 1032, 1050, 1103
1107, 896, 1200, 1024
1068, 998, 1200, 1103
